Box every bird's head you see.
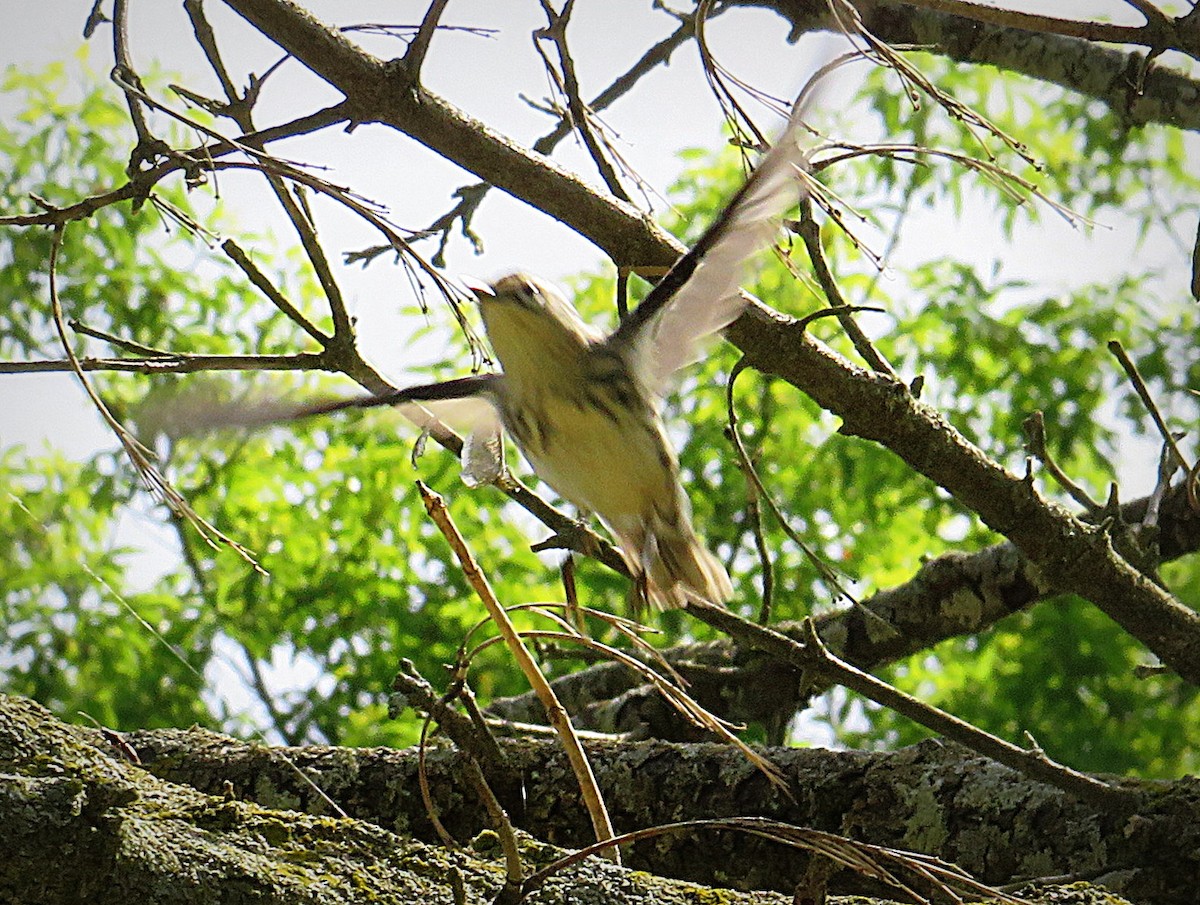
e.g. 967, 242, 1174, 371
468, 273, 602, 379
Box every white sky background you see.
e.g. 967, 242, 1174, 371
0, 1, 1194, 740
2, 0, 1186, 461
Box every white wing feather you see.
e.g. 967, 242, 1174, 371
397, 397, 505, 488
622, 105, 813, 396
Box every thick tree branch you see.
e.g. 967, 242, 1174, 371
3, 694, 812, 905
887, 0, 1176, 53
106, 695, 1193, 904
727, 305, 1200, 682
744, 0, 1200, 129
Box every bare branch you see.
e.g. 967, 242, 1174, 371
0, 104, 353, 228
217, 0, 1200, 681
401, 0, 451, 81
1109, 339, 1192, 474
794, 197, 895, 377
220, 239, 331, 346
183, 0, 242, 111
534, 0, 633, 203
1023, 411, 1102, 513
419, 482, 621, 863
45, 224, 263, 570
892, 0, 1178, 54
0, 353, 327, 375
110, 0, 172, 173
398, 11, 698, 267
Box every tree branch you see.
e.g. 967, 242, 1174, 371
0, 353, 329, 375
488, 482, 1200, 739
534, 0, 633, 203
400, 0, 450, 83
745, 0, 1200, 129
0, 104, 352, 228
890, 0, 1175, 53
111, 694, 1196, 903
683, 598, 1132, 807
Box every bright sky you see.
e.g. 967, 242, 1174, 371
2, 1, 1185, 462
0, 1, 793, 453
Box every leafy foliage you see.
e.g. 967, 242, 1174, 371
2, 43, 1199, 781
0, 65, 548, 746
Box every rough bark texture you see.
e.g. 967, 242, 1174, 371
0, 693, 828, 904
0, 693, 1178, 904
5, 3, 1195, 903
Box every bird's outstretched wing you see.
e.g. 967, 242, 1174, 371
607, 99, 814, 396
182, 374, 508, 487
277, 375, 509, 487
270, 375, 498, 417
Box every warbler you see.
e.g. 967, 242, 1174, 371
475, 271, 735, 608
280, 98, 815, 609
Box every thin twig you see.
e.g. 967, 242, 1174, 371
221, 239, 331, 346
46, 224, 263, 570
695, 0, 771, 157
416, 715, 460, 849
0, 353, 326, 375
535, 0, 632, 203
1108, 339, 1191, 473
111, 0, 169, 171
107, 67, 378, 345
388, 11, 698, 268
67, 320, 173, 357
391, 658, 508, 768
0, 104, 353, 229
461, 756, 523, 897
183, 0, 241, 110
815, 141, 1088, 229
82, 0, 108, 37
725, 357, 860, 609
1022, 411, 1101, 512
401, 0, 451, 81
521, 816, 1027, 905
465, 625, 784, 790
827, 0, 1039, 166
725, 359, 775, 623
796, 197, 895, 377
1144, 434, 1183, 530
417, 482, 621, 863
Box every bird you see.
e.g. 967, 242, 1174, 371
242, 99, 814, 609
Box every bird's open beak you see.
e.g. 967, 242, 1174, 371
459, 274, 495, 299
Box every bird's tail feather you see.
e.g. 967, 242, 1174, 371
624, 522, 733, 610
